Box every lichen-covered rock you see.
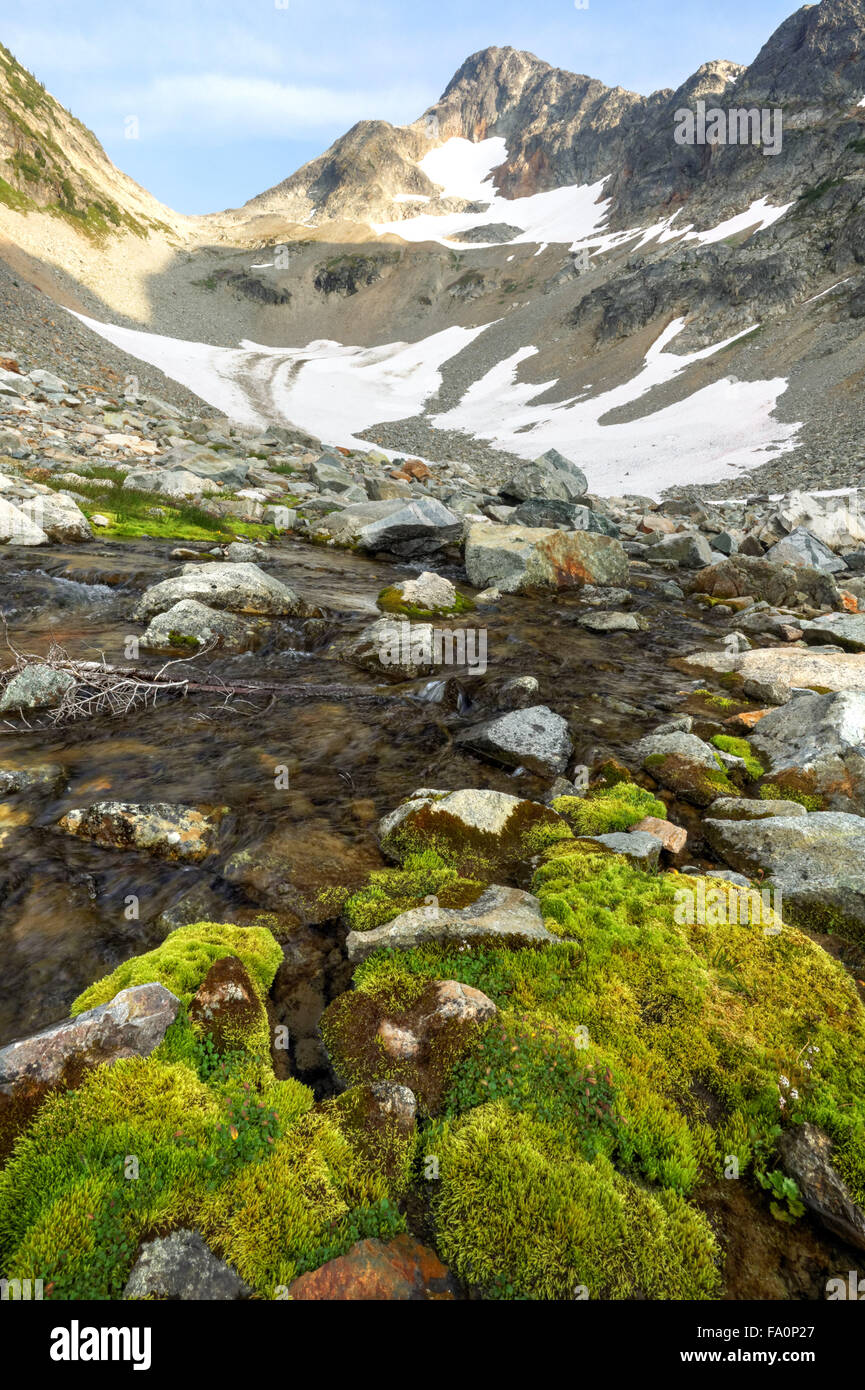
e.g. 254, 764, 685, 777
636, 731, 734, 807
135, 562, 310, 619
802, 612, 865, 651
455, 705, 573, 776
465, 522, 628, 594
0, 761, 66, 796
688, 554, 841, 610
56, 801, 221, 862
709, 797, 807, 821
703, 811, 865, 942
286, 1235, 457, 1300
377, 787, 571, 877
0, 666, 75, 713
140, 599, 266, 653
338, 616, 438, 680
346, 884, 556, 963
124, 1229, 252, 1300
749, 690, 865, 813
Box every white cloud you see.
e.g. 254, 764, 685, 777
120, 73, 427, 138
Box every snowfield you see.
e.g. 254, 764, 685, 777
73, 311, 799, 498
371, 136, 792, 259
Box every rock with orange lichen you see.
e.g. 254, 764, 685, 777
56, 800, 222, 861
287, 1235, 458, 1300
465, 521, 627, 594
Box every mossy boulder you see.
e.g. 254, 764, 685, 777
0, 918, 413, 1299
378, 788, 572, 879
187, 956, 266, 1053
376, 572, 475, 620
321, 978, 497, 1115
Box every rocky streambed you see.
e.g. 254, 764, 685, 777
0, 533, 706, 1061
3, 368, 865, 1300
1, 522, 865, 1302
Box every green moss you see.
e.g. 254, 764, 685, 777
342, 851, 486, 932
0, 916, 416, 1298
644, 751, 736, 806
325, 1084, 417, 1191
711, 735, 764, 780
0, 176, 34, 212
552, 783, 666, 835
758, 782, 822, 811
693, 688, 741, 713
425, 1104, 721, 1299
357, 845, 865, 1210
71, 922, 283, 1017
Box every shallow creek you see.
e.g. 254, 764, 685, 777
0, 535, 741, 1066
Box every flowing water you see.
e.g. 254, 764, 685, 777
0, 535, 729, 1074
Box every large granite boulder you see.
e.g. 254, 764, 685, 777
465, 522, 628, 594
703, 811, 865, 942
135, 562, 309, 619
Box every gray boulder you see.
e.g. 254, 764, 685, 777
578, 610, 642, 634
135, 562, 308, 619
778, 1124, 865, 1253
124, 1229, 251, 1300
346, 884, 556, 963
455, 705, 573, 775
501, 449, 588, 502
750, 690, 865, 813
0, 666, 75, 713
583, 830, 663, 866
703, 812, 865, 941
764, 527, 847, 574
0, 984, 179, 1094
802, 612, 865, 651
309, 454, 357, 493
356, 497, 463, 557
140, 599, 266, 653
652, 531, 714, 568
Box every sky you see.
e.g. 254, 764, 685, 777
3, 0, 798, 215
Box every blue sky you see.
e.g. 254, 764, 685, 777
5, 0, 796, 214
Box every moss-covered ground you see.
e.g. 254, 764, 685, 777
2, 787, 864, 1300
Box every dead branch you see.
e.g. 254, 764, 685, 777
0, 631, 413, 730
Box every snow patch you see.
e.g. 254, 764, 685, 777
429, 318, 800, 497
